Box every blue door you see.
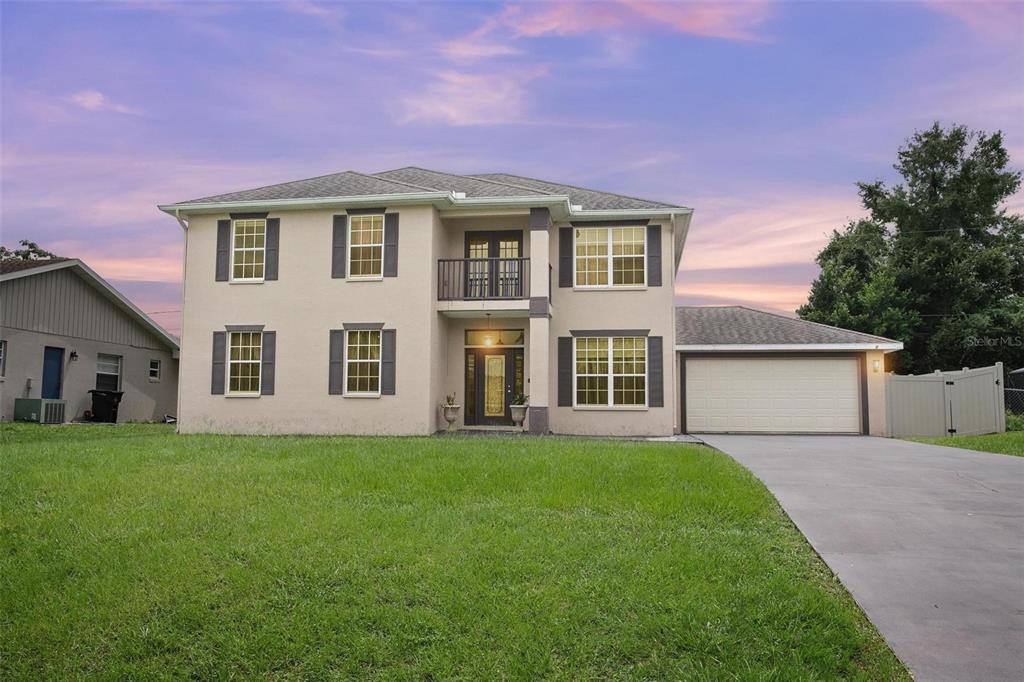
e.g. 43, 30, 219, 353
41, 346, 64, 399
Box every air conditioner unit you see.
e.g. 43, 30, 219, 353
14, 398, 67, 424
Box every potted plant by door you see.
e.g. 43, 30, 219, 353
510, 394, 529, 429
441, 393, 461, 431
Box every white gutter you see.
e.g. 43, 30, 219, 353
158, 191, 453, 216
675, 342, 904, 352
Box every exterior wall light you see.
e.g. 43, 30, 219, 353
69, 350, 79, 361
872, 359, 881, 373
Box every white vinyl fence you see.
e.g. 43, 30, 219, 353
886, 363, 1007, 438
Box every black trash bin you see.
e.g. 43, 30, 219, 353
88, 390, 124, 423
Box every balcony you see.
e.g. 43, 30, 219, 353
438, 257, 530, 301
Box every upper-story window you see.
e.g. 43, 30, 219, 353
232, 218, 266, 281
349, 215, 384, 278
574, 226, 646, 287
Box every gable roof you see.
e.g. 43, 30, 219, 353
675, 306, 902, 351
162, 166, 686, 213
0, 259, 179, 353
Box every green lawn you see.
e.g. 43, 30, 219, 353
1, 424, 906, 680
910, 430, 1024, 457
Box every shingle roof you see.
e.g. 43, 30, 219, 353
471, 172, 683, 210
171, 166, 684, 210
185, 171, 434, 204
0, 257, 70, 275
675, 306, 900, 346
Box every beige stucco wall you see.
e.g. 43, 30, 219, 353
545, 221, 678, 437
177, 205, 441, 435
865, 349, 888, 436
177, 204, 681, 436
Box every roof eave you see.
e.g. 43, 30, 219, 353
674, 342, 904, 352
158, 191, 454, 217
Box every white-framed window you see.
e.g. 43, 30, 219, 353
345, 329, 381, 395
148, 359, 161, 382
231, 218, 266, 281
95, 353, 122, 391
0, 339, 7, 377
574, 336, 646, 407
228, 331, 262, 395
348, 214, 384, 278
574, 226, 646, 288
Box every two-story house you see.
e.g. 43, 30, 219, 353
161, 167, 901, 437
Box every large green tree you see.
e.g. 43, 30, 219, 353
799, 123, 1024, 373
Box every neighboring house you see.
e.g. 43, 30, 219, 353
0, 258, 179, 422
159, 166, 900, 437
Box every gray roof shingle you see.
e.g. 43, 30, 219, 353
471, 172, 683, 210
185, 171, 433, 204
170, 166, 684, 210
675, 306, 899, 346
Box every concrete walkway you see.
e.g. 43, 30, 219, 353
700, 435, 1024, 682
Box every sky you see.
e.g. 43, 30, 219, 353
2, 0, 1022, 336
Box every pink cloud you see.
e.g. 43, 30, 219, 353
401, 67, 548, 125
68, 90, 143, 115
493, 0, 772, 42
923, 0, 1023, 41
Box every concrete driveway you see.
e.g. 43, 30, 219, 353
700, 435, 1023, 682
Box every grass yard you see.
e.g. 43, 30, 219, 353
910, 430, 1024, 457
1, 424, 906, 680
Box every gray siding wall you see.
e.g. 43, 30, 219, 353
0, 268, 179, 422
0, 268, 167, 350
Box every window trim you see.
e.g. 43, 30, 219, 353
343, 328, 382, 397
347, 213, 385, 281
0, 339, 6, 377
230, 218, 267, 283
148, 359, 161, 382
572, 336, 648, 409
227, 330, 262, 396
95, 353, 123, 391
573, 225, 647, 289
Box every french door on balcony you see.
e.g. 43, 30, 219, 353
464, 231, 524, 299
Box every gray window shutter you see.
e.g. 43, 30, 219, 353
383, 213, 399, 277
332, 215, 347, 278
265, 218, 280, 280
211, 331, 226, 394
216, 220, 231, 281
558, 227, 573, 287
381, 329, 396, 394
329, 330, 345, 394
646, 224, 662, 287
557, 336, 572, 406
260, 331, 276, 395
647, 336, 663, 407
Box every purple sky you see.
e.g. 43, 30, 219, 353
2, 1, 1022, 336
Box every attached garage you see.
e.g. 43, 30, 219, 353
675, 307, 903, 436
684, 355, 862, 433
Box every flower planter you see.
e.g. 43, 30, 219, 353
441, 404, 461, 431
510, 404, 528, 428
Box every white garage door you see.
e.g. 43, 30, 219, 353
685, 356, 862, 434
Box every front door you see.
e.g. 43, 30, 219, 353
41, 346, 64, 399
465, 346, 525, 426
464, 231, 524, 299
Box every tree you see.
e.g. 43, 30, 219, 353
0, 240, 58, 261
799, 123, 1024, 373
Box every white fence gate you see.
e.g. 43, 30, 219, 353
886, 363, 1007, 438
